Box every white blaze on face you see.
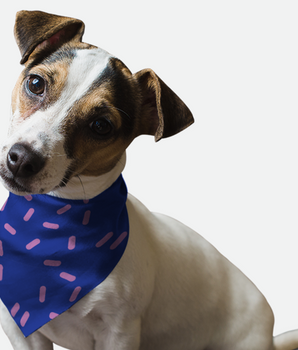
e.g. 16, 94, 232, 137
47, 48, 112, 123
0, 48, 113, 194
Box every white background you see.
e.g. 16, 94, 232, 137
1, 1, 298, 349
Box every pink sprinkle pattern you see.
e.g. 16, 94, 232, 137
20, 311, 30, 327
43, 222, 59, 230
96, 232, 113, 248
60, 272, 76, 282
39, 286, 46, 303
0, 240, 3, 256
24, 195, 32, 201
44, 260, 61, 267
49, 312, 59, 320
23, 208, 35, 222
69, 286, 81, 302
11, 303, 20, 317
82, 210, 91, 225
26, 239, 40, 250
1, 199, 7, 212
68, 236, 76, 250
57, 204, 71, 215
4, 223, 16, 235
0, 264, 3, 281
110, 231, 128, 250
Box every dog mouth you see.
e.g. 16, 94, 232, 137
0, 173, 69, 196
0, 162, 76, 196
0, 172, 34, 194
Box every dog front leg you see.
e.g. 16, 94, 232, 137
95, 318, 141, 350
8, 331, 53, 350
0, 302, 53, 350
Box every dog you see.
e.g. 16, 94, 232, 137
0, 10, 297, 350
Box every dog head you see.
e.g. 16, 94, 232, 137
0, 11, 194, 196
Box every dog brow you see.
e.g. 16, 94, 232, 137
25, 46, 76, 72
87, 59, 135, 124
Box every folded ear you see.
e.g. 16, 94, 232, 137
133, 69, 194, 141
14, 10, 85, 64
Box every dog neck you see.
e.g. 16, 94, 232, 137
48, 153, 126, 200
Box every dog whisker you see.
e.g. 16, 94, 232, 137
105, 105, 131, 120
116, 155, 125, 168
51, 152, 67, 158
76, 174, 87, 199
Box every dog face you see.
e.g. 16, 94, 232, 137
0, 11, 194, 196
4, 47, 138, 195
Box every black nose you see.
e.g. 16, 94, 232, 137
7, 143, 45, 178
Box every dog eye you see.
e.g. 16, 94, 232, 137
90, 118, 113, 136
27, 75, 45, 95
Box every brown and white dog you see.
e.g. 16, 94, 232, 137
0, 10, 297, 350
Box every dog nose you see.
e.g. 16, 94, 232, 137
7, 143, 45, 178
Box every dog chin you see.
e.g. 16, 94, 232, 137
0, 174, 57, 196
1, 179, 32, 196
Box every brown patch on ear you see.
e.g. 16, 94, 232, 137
14, 10, 85, 64
133, 69, 194, 141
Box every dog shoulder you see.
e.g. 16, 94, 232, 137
127, 193, 206, 248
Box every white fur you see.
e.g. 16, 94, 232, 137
48, 153, 126, 200
47, 48, 112, 122
1, 48, 298, 350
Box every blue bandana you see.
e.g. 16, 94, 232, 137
0, 175, 129, 337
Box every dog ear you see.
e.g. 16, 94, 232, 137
134, 69, 194, 141
14, 10, 85, 65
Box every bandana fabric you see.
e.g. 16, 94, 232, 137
0, 175, 129, 337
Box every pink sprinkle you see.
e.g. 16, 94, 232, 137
0, 240, 3, 256
26, 238, 40, 250
83, 199, 89, 204
11, 303, 20, 317
39, 286, 46, 303
1, 199, 7, 211
110, 231, 128, 250
0, 264, 3, 281
49, 312, 59, 319
20, 311, 30, 327
23, 208, 34, 222
24, 195, 32, 201
4, 223, 16, 235
82, 210, 91, 225
57, 204, 71, 215
44, 260, 61, 267
69, 286, 81, 302
60, 272, 76, 282
43, 222, 59, 230
68, 236, 76, 250
96, 232, 113, 248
